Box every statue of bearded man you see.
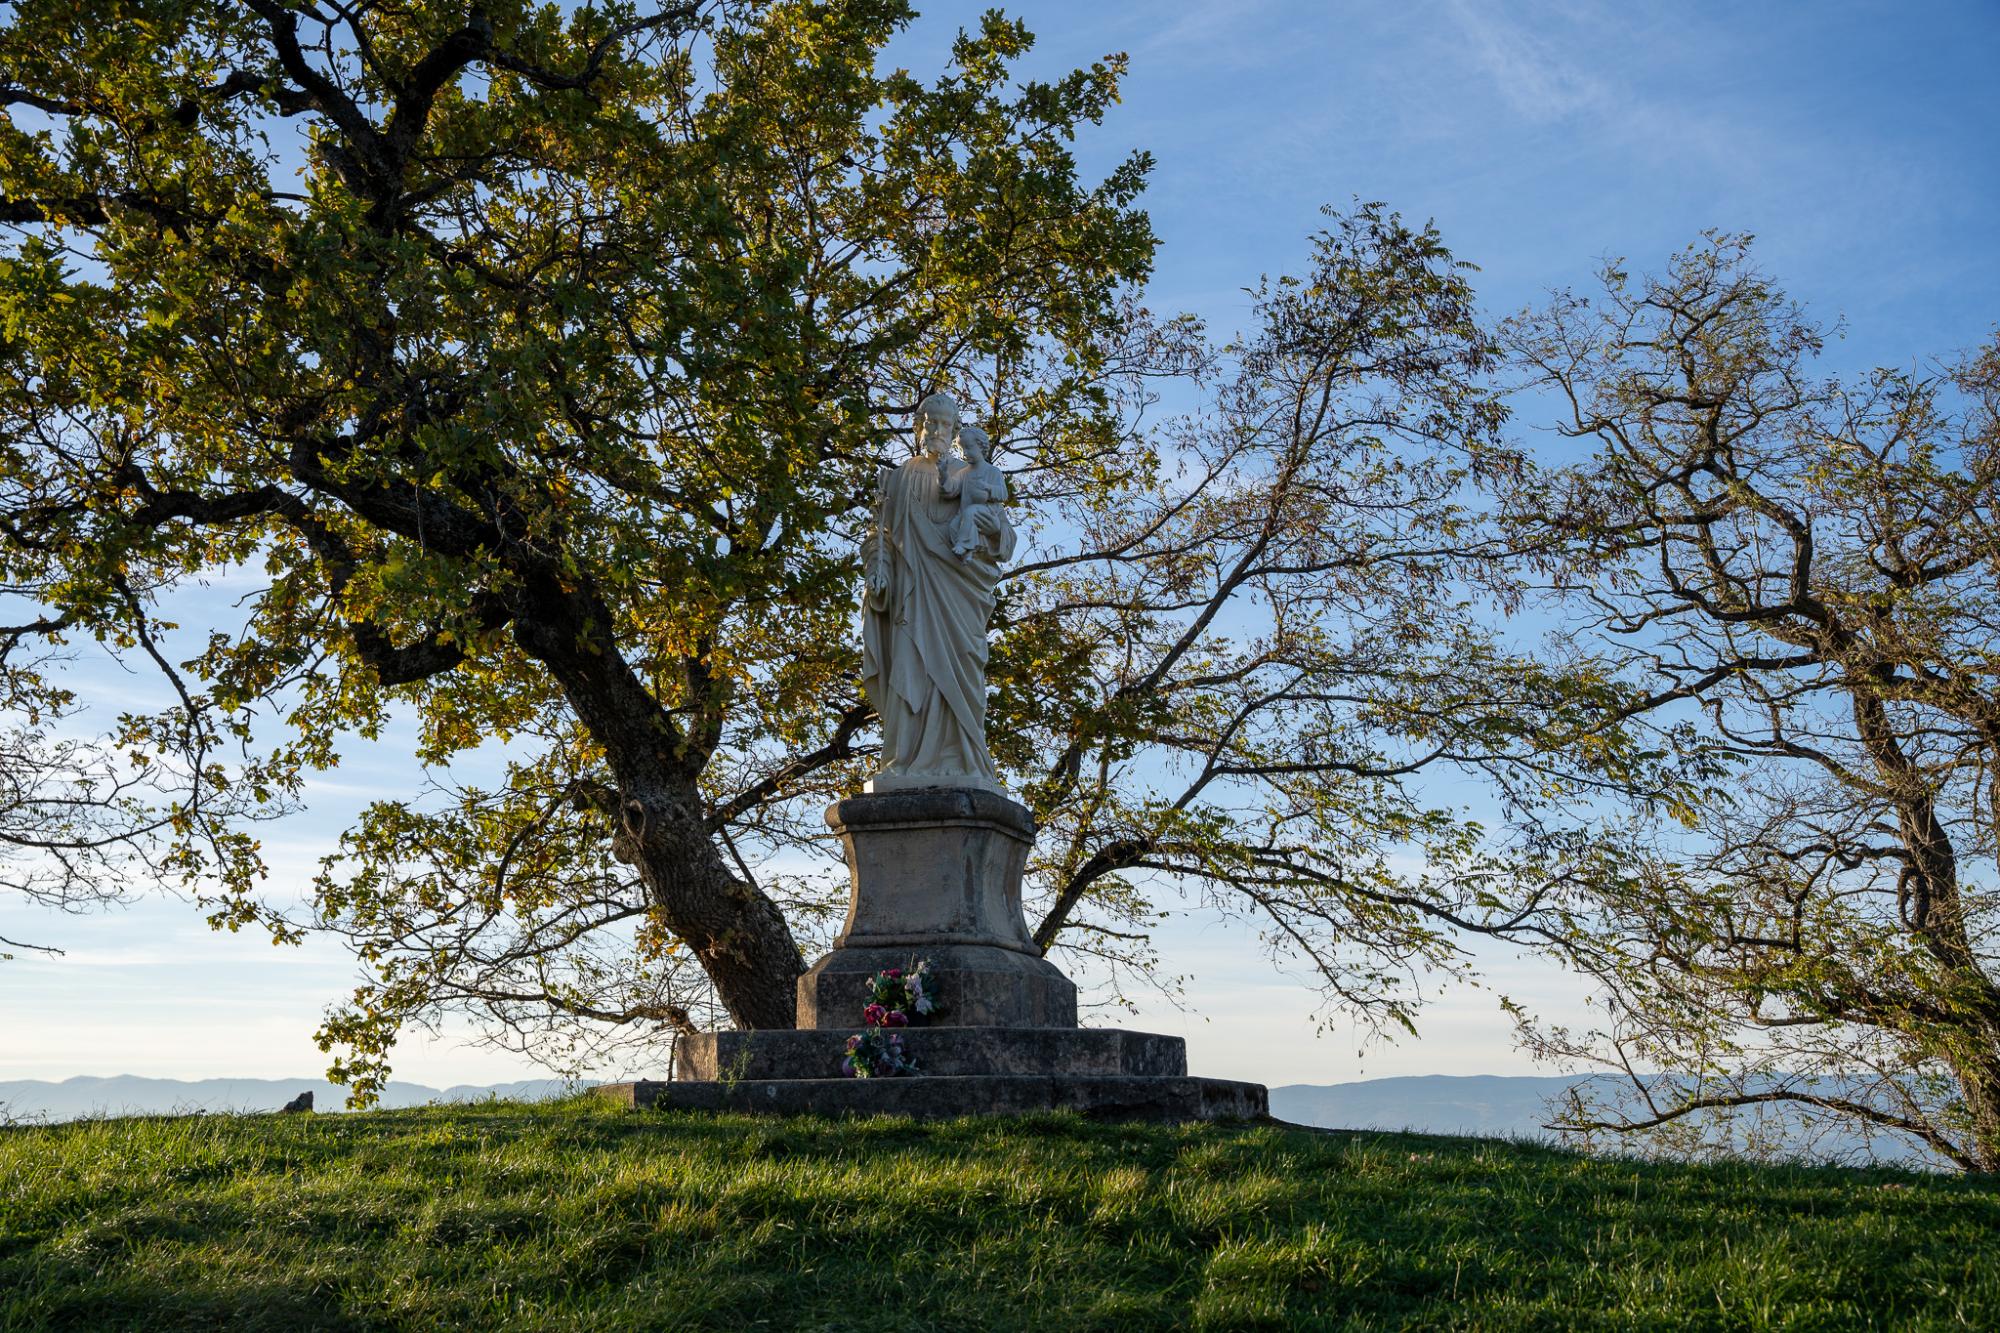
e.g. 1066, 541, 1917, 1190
860, 392, 1016, 794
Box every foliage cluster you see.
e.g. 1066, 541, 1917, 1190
0, 0, 1157, 1088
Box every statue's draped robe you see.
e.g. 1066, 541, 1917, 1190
863, 454, 1008, 785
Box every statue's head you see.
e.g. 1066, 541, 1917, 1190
914, 392, 960, 457
958, 425, 991, 462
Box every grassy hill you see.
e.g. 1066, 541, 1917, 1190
2, 1098, 1995, 1331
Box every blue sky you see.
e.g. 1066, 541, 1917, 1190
6, 0, 1999, 1091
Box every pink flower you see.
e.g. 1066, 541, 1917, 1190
886, 1010, 908, 1027
862, 1003, 887, 1026
885, 968, 903, 979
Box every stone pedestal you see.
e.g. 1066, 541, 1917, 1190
605, 1074, 1266, 1122
796, 790, 1077, 1029
822, 789, 1040, 951
596, 787, 1266, 1123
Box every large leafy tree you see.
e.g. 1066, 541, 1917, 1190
1506, 236, 2000, 1172
0, 0, 1150, 1030
3, 0, 1650, 1100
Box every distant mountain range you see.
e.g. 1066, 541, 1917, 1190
0, 1074, 570, 1120
0, 1071, 1948, 1168
1269, 1073, 1594, 1141
6, 1071, 1595, 1129
1272, 1073, 1946, 1168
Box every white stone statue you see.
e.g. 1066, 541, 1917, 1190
861, 393, 1015, 795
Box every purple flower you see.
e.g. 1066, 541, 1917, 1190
886, 1010, 908, 1027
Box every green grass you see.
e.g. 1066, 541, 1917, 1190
1, 1098, 1996, 1330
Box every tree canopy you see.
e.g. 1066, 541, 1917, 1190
2, 0, 1667, 1106
1, 0, 1155, 1074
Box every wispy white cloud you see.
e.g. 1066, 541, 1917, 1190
1134, 0, 1283, 68
1444, 0, 1609, 122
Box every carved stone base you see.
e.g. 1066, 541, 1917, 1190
677, 1026, 1182, 1081
863, 771, 1008, 798
592, 785, 1269, 1124
797, 942, 1077, 1031
824, 788, 1039, 950
796, 788, 1075, 1029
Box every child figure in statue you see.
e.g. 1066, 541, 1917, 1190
942, 425, 1007, 562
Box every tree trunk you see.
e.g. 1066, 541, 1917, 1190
1852, 683, 2000, 1172
616, 781, 804, 1031
511, 602, 805, 1030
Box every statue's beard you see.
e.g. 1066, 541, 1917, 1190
917, 424, 952, 457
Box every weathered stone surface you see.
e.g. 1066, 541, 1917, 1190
595, 1074, 1267, 1123
801, 789, 1071, 1030
826, 789, 1038, 951
658, 402, 1271, 1127
677, 1026, 1186, 1081
797, 942, 1076, 1031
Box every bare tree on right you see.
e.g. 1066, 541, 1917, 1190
1507, 235, 2000, 1172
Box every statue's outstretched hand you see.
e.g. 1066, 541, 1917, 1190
938, 455, 966, 497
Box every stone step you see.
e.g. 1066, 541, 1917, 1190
594, 1074, 1267, 1123
674, 1026, 1186, 1081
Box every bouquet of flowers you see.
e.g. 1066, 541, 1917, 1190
842, 1029, 917, 1079
862, 961, 939, 1028
841, 960, 938, 1078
